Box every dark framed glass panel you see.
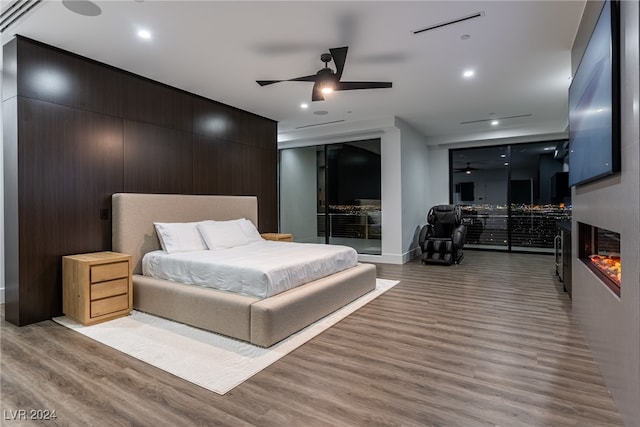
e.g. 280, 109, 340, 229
450, 141, 571, 253
280, 139, 381, 255
509, 142, 571, 252
326, 140, 381, 254
451, 145, 509, 250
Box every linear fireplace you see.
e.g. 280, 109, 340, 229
578, 222, 621, 296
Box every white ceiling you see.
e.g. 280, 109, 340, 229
1, 0, 585, 145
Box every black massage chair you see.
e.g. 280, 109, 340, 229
418, 204, 467, 265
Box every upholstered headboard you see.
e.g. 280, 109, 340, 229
112, 193, 259, 274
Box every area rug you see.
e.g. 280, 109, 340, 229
53, 278, 398, 395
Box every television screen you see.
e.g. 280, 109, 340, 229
568, 0, 620, 186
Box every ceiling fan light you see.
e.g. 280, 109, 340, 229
321, 86, 334, 94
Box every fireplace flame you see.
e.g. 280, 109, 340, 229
589, 255, 621, 284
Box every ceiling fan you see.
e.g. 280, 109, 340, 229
256, 46, 392, 101
454, 163, 481, 174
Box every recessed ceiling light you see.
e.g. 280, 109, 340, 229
504, 162, 509, 166
460, 34, 471, 40
500, 154, 506, 158
491, 120, 499, 126
300, 103, 308, 109
137, 29, 151, 39
463, 69, 475, 78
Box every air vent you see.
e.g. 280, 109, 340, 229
460, 114, 532, 125
295, 120, 345, 130
1, 0, 43, 33
413, 11, 484, 35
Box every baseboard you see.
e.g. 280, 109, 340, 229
0, 287, 4, 304
402, 247, 421, 263
358, 247, 420, 265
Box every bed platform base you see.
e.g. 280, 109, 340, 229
134, 263, 376, 347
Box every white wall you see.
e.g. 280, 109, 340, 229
1, 43, 4, 304
571, 2, 640, 425
374, 126, 404, 263
397, 118, 430, 261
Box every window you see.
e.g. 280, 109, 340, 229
280, 139, 382, 255
451, 141, 571, 253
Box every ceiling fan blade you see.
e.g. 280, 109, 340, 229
256, 74, 317, 86
288, 74, 318, 83
256, 80, 284, 86
329, 46, 348, 81
311, 82, 325, 101
335, 81, 393, 91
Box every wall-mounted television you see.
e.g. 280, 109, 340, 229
568, 0, 620, 187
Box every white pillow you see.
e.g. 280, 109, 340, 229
238, 218, 263, 241
154, 221, 208, 253
197, 219, 261, 250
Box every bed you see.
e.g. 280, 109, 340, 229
111, 193, 377, 347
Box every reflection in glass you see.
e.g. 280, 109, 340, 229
452, 145, 509, 250
280, 139, 381, 255
451, 141, 571, 253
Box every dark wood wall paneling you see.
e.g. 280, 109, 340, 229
123, 74, 192, 132
17, 99, 124, 324
18, 38, 123, 117
123, 121, 194, 194
3, 37, 278, 326
191, 95, 278, 228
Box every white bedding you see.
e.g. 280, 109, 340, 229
142, 241, 358, 298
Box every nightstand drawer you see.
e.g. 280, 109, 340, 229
91, 278, 129, 301
91, 262, 128, 283
91, 294, 129, 318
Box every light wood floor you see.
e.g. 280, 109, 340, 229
1, 251, 623, 426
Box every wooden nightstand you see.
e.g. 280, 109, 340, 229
261, 233, 293, 242
63, 251, 132, 325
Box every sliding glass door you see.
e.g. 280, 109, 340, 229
451, 141, 571, 253
280, 139, 382, 255
452, 145, 509, 250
